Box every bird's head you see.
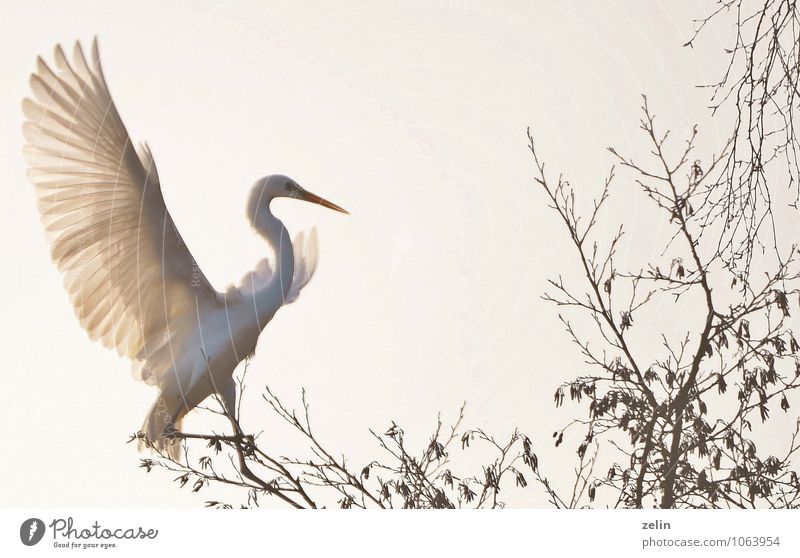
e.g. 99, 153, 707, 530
248, 175, 349, 221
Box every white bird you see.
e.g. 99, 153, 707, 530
22, 39, 348, 458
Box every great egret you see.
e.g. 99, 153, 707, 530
22, 39, 348, 458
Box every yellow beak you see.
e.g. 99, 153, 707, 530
299, 190, 349, 214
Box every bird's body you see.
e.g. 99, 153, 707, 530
22, 40, 347, 458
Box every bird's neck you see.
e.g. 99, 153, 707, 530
253, 207, 294, 315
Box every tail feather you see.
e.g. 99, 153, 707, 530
139, 394, 183, 460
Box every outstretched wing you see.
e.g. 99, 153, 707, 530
286, 228, 318, 303
229, 228, 318, 303
23, 39, 219, 368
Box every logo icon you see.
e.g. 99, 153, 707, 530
20, 518, 45, 546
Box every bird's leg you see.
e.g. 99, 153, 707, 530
197, 349, 240, 433
220, 376, 238, 428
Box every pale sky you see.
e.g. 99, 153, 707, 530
0, 0, 734, 507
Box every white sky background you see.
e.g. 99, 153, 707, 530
0, 0, 739, 507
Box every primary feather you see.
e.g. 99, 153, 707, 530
24, 40, 219, 379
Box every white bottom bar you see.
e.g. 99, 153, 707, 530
1, 509, 798, 557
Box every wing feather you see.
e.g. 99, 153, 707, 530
286, 228, 318, 303
228, 228, 318, 303
23, 38, 219, 378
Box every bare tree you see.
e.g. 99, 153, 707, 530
530, 97, 800, 508
527, 0, 800, 510
687, 0, 800, 276
133, 371, 550, 509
